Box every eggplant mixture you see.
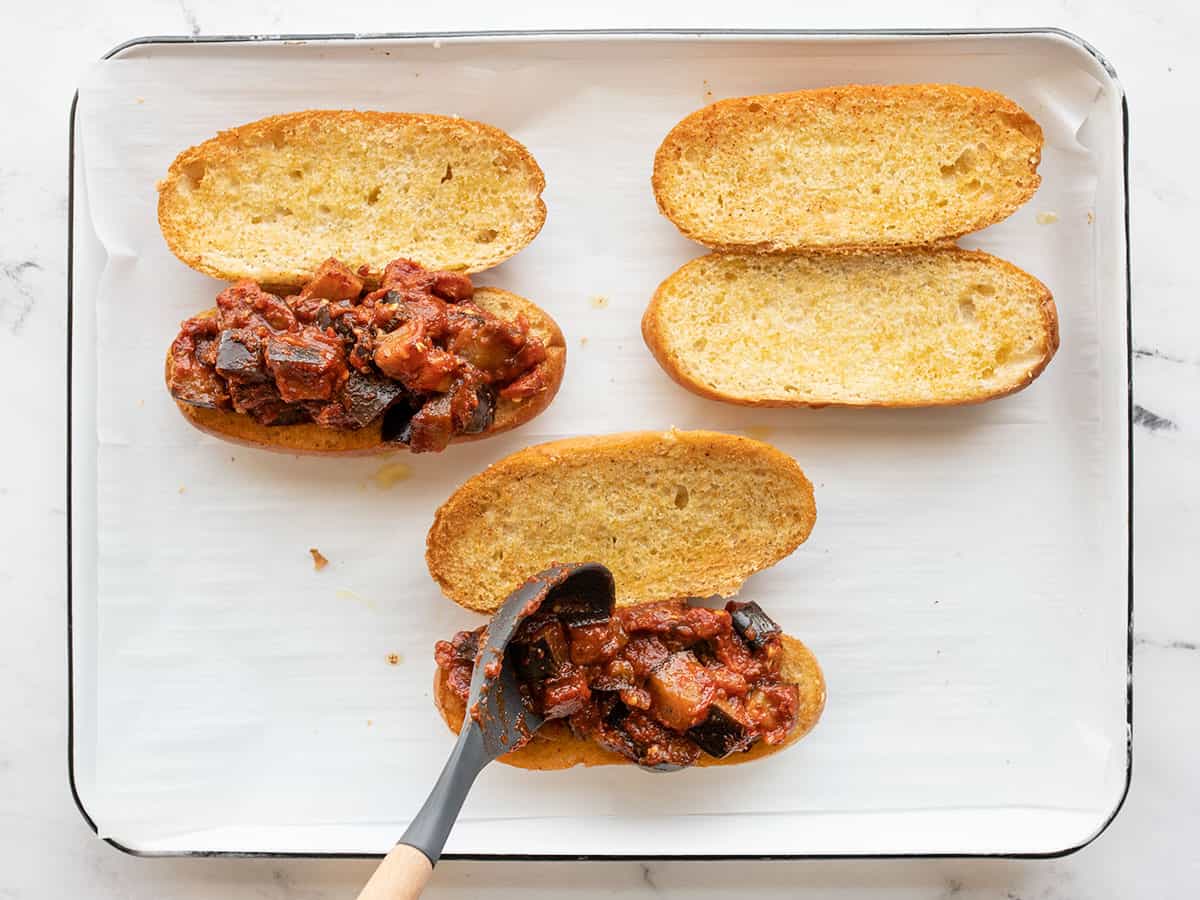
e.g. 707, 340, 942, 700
435, 598, 800, 770
167, 257, 549, 452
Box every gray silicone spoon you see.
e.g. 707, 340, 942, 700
356, 562, 616, 900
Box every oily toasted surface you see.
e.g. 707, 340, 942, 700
157, 110, 547, 285
643, 250, 1058, 408
652, 84, 1043, 252
426, 430, 816, 611
166, 288, 565, 455
433, 634, 825, 770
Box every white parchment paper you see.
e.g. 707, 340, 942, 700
72, 33, 1129, 856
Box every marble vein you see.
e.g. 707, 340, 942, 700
1132, 404, 1177, 432
177, 0, 201, 36
640, 863, 660, 892
0, 260, 42, 336
1134, 347, 1194, 365
1135, 634, 1198, 652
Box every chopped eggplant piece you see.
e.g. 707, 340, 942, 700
257, 293, 299, 332
623, 709, 702, 769
726, 600, 782, 651
602, 696, 630, 729
266, 406, 310, 426
228, 380, 308, 425
404, 393, 455, 453
691, 639, 719, 666
432, 270, 475, 301
456, 382, 496, 435
540, 669, 591, 719
644, 651, 716, 732
550, 593, 613, 629
218, 285, 296, 331
621, 635, 670, 678
687, 699, 756, 759
167, 322, 230, 409
450, 630, 479, 664
380, 398, 420, 443
168, 351, 229, 408
591, 676, 633, 693
339, 371, 407, 429
510, 619, 569, 685
169, 369, 228, 409
380, 258, 432, 291
265, 331, 345, 402
347, 328, 376, 372
434, 629, 483, 702
569, 621, 625, 666
618, 686, 652, 710
590, 658, 637, 694
214, 329, 269, 384
299, 258, 364, 301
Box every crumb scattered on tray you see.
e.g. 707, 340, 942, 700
309, 548, 329, 571
178, 486, 186, 494
136, 97, 145, 104
137, 399, 144, 408
580, 336, 589, 347
367, 719, 373, 726
1087, 211, 1095, 224
387, 653, 402, 666
1036, 211, 1059, 225
373, 462, 412, 489
590, 295, 610, 309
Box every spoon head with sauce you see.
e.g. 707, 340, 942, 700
381, 563, 616, 884
467, 562, 616, 758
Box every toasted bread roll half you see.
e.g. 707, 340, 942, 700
643, 249, 1057, 408
433, 633, 825, 771
158, 110, 547, 285
167, 285, 565, 456
652, 84, 1043, 252
426, 430, 817, 610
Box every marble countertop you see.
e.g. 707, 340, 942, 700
3, 0, 1197, 896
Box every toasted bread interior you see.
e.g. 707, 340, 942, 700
426, 430, 816, 611
643, 250, 1057, 407
652, 84, 1043, 251
158, 110, 547, 285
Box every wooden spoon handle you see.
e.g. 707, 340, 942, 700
356, 844, 433, 900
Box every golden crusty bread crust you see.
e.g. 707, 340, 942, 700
642, 249, 1058, 408
652, 84, 1043, 252
433, 634, 825, 770
426, 430, 816, 611
166, 287, 565, 455
157, 110, 547, 285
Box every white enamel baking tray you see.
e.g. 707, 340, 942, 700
68, 29, 1131, 859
